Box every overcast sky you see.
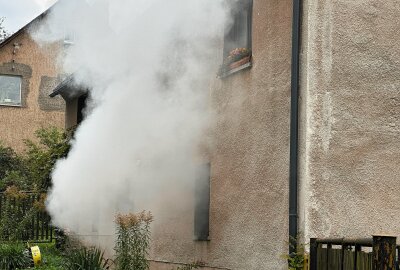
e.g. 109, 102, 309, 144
0, 0, 57, 33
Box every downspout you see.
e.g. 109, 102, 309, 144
289, 0, 302, 254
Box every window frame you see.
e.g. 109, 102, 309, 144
219, 0, 253, 78
0, 74, 23, 107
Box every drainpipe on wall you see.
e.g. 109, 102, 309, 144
289, 0, 302, 255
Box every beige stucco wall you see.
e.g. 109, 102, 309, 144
150, 1, 293, 269
299, 0, 400, 242
0, 29, 65, 152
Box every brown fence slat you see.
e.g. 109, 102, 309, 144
311, 237, 397, 270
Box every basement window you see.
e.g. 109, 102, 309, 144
194, 163, 211, 241
0, 75, 22, 106
219, 0, 253, 78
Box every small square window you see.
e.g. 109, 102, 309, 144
0, 75, 22, 106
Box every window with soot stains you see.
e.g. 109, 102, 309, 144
0, 75, 22, 106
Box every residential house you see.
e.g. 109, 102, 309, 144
0, 13, 65, 152
50, 0, 400, 269
149, 0, 400, 269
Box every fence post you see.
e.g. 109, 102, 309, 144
310, 238, 317, 270
372, 235, 396, 270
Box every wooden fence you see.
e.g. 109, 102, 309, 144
309, 236, 397, 270
0, 192, 53, 242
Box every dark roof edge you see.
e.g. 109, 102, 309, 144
49, 75, 74, 97
50, 75, 88, 100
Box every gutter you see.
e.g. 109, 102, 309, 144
289, 0, 302, 254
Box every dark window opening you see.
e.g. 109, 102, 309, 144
219, 0, 253, 77
224, 0, 253, 57
77, 94, 88, 125
194, 163, 211, 241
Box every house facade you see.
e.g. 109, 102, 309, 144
148, 0, 400, 269
0, 15, 65, 152
47, 0, 400, 269
148, 1, 293, 269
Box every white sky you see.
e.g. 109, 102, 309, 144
0, 0, 57, 33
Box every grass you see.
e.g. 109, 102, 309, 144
0, 241, 64, 269
22, 242, 66, 270
3, 241, 114, 270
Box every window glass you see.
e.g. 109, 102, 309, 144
219, 0, 253, 76
224, 0, 253, 57
0, 75, 22, 106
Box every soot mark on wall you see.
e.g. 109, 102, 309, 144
38, 76, 66, 111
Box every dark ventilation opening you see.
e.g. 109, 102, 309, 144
194, 163, 211, 241
77, 94, 88, 125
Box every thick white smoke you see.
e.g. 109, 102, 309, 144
32, 0, 228, 247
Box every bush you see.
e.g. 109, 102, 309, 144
282, 235, 307, 270
0, 127, 71, 192
23, 127, 71, 190
114, 211, 153, 270
0, 143, 21, 185
0, 243, 31, 270
63, 246, 112, 270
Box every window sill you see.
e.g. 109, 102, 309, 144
218, 60, 252, 79
0, 103, 22, 107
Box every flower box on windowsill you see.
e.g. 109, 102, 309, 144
218, 55, 252, 78
229, 55, 251, 69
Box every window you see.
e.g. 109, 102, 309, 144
0, 75, 22, 106
194, 163, 211, 241
220, 0, 253, 76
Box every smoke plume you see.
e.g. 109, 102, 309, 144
32, 0, 228, 247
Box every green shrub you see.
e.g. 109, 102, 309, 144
63, 246, 112, 270
0, 127, 71, 192
23, 127, 71, 190
282, 235, 307, 270
0, 243, 31, 270
0, 143, 21, 187
114, 211, 153, 270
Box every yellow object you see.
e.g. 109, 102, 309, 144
31, 246, 42, 266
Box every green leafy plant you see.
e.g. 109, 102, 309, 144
0, 243, 31, 269
282, 235, 307, 270
0, 127, 71, 192
23, 127, 71, 190
0, 143, 21, 185
114, 211, 153, 270
63, 246, 112, 270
